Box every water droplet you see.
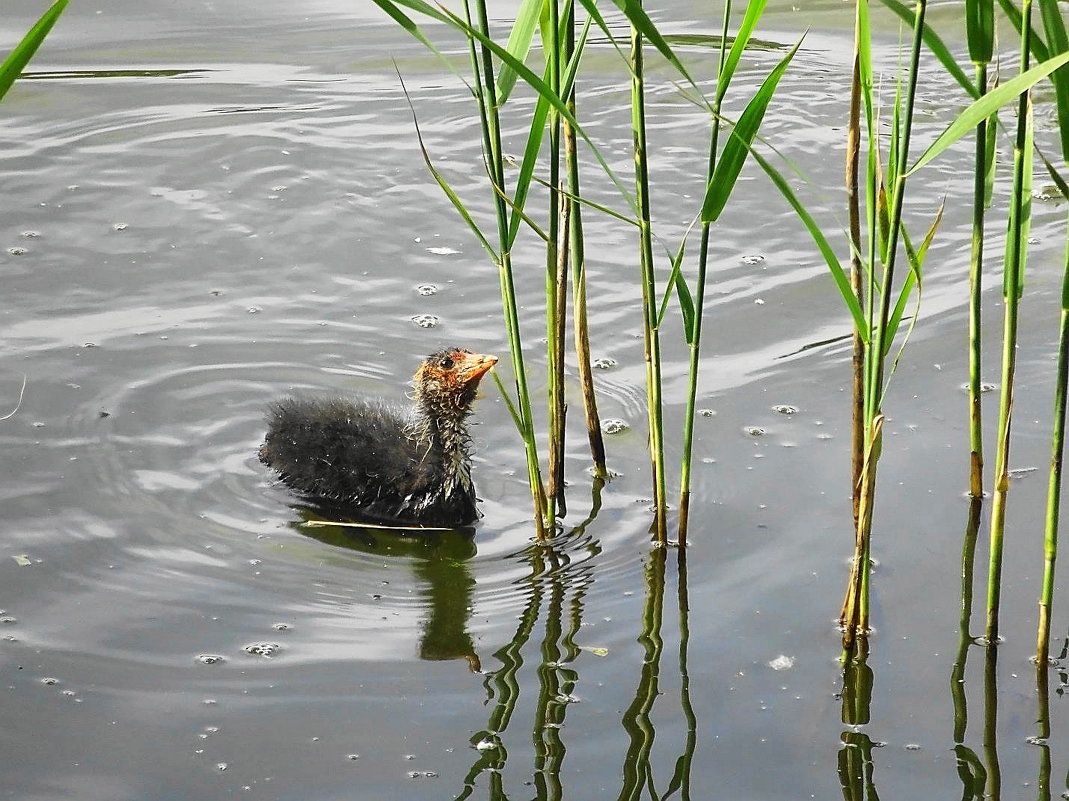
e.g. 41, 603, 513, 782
416, 284, 438, 296
602, 419, 628, 434
411, 314, 439, 329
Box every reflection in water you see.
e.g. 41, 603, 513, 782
449, 482, 698, 800
617, 544, 697, 801
456, 484, 605, 800
838, 661, 880, 801
951, 498, 986, 800
293, 506, 480, 670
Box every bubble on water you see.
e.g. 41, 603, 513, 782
698, 408, 715, 417
407, 771, 439, 779
426, 246, 460, 256
741, 254, 765, 265
768, 655, 794, 671
272, 623, 291, 632
246, 306, 262, 314
772, 404, 798, 415
112, 223, 128, 231
474, 739, 498, 752
0, 616, 18, 624
416, 284, 438, 296
602, 419, 628, 434
411, 314, 439, 329
243, 642, 281, 657
195, 654, 226, 665
591, 357, 617, 369
903, 743, 922, 751
216, 763, 228, 772
745, 426, 766, 436
20, 231, 40, 238
346, 754, 360, 761
41, 677, 60, 686
7, 247, 27, 256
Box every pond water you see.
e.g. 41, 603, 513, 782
3, 0, 1069, 798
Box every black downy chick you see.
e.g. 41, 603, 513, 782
260, 348, 498, 526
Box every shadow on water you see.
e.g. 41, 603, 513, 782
291, 503, 482, 670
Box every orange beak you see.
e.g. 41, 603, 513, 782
461, 352, 498, 381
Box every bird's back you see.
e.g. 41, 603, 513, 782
259, 396, 477, 525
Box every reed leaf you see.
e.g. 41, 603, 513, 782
714, 0, 769, 105
996, 0, 1051, 63
749, 147, 867, 333
379, 0, 640, 215
880, 0, 976, 98
658, 236, 694, 334
606, 0, 696, 85
496, 0, 546, 104
965, 0, 994, 65
398, 73, 496, 257
0, 0, 68, 103
1036, 0, 1069, 159
908, 50, 1069, 176
701, 37, 803, 223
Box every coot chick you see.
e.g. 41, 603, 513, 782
260, 348, 498, 527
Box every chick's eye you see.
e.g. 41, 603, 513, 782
440, 357, 454, 369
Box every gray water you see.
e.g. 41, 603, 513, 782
3, 1, 1069, 798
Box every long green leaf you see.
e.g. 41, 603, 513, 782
0, 0, 69, 103
715, 0, 769, 105
749, 148, 867, 334
965, 0, 994, 66
1037, 0, 1069, 160
606, 0, 696, 86
497, 0, 546, 104
880, 0, 976, 98
507, 12, 591, 246
996, 0, 1051, 64
701, 37, 803, 223
398, 72, 496, 258
907, 50, 1069, 176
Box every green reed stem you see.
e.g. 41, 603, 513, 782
1037, 216, 1069, 664
630, 8, 668, 541
677, 0, 734, 543
465, 0, 549, 536
847, 17, 866, 531
842, 0, 927, 656
546, 0, 567, 517
968, 63, 991, 498
986, 0, 1034, 643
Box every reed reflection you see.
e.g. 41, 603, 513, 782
456, 481, 604, 801
838, 660, 881, 801
951, 497, 985, 800
616, 544, 695, 801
